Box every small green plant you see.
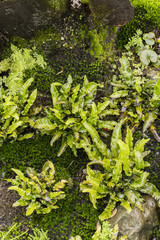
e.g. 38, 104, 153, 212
92, 221, 127, 240
125, 29, 160, 66
7, 160, 67, 216
70, 221, 127, 240
0, 222, 28, 240
69, 236, 82, 240
80, 121, 160, 221
0, 44, 46, 94
117, 0, 160, 47
28, 228, 49, 240
80, 26, 116, 60
0, 77, 40, 145
0, 44, 46, 145
34, 75, 116, 157
0, 224, 50, 240
107, 30, 160, 138
87, 29, 103, 58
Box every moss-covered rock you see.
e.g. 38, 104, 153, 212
1, 11, 115, 92
117, 0, 160, 48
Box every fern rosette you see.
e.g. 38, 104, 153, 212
7, 161, 67, 216
34, 75, 117, 157
80, 121, 160, 221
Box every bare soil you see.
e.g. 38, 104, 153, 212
0, 180, 28, 230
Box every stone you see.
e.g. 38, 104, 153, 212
0, 0, 134, 41
145, 68, 160, 82
0, 0, 134, 57
89, 0, 134, 26
0, 0, 67, 39
0, 0, 134, 39
109, 195, 159, 240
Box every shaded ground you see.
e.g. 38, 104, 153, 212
0, 179, 28, 230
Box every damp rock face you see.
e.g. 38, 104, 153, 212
0, 0, 67, 38
89, 0, 134, 26
109, 195, 159, 240
0, 0, 134, 39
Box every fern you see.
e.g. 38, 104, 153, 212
1, 44, 46, 95
80, 123, 160, 221
28, 228, 49, 240
92, 220, 127, 240
34, 75, 116, 157
0, 45, 46, 145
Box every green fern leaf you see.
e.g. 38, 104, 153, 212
118, 139, 131, 176
99, 199, 116, 221
50, 82, 62, 106
131, 172, 149, 189
34, 118, 57, 130
121, 200, 132, 214
7, 121, 23, 135
134, 138, 150, 153
83, 121, 109, 157
57, 138, 68, 157
22, 89, 37, 115
60, 74, 73, 96
111, 120, 123, 157
126, 127, 133, 151
19, 77, 34, 105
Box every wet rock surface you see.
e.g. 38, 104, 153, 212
146, 68, 160, 82
109, 195, 159, 240
0, 0, 67, 39
89, 0, 134, 26
0, 0, 134, 40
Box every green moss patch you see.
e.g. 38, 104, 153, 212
117, 0, 160, 48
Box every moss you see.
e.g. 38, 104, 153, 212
131, 0, 160, 26
30, 182, 105, 240
117, 0, 160, 48
9, 26, 61, 50
0, 135, 78, 177
0, 222, 29, 240
81, 0, 89, 3
0, 133, 107, 239
150, 225, 160, 239
47, 0, 67, 13
81, 26, 116, 60
31, 27, 61, 47
0, 133, 99, 239
22, 52, 108, 93
88, 30, 103, 57
0, 135, 101, 239
23, 42, 110, 92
